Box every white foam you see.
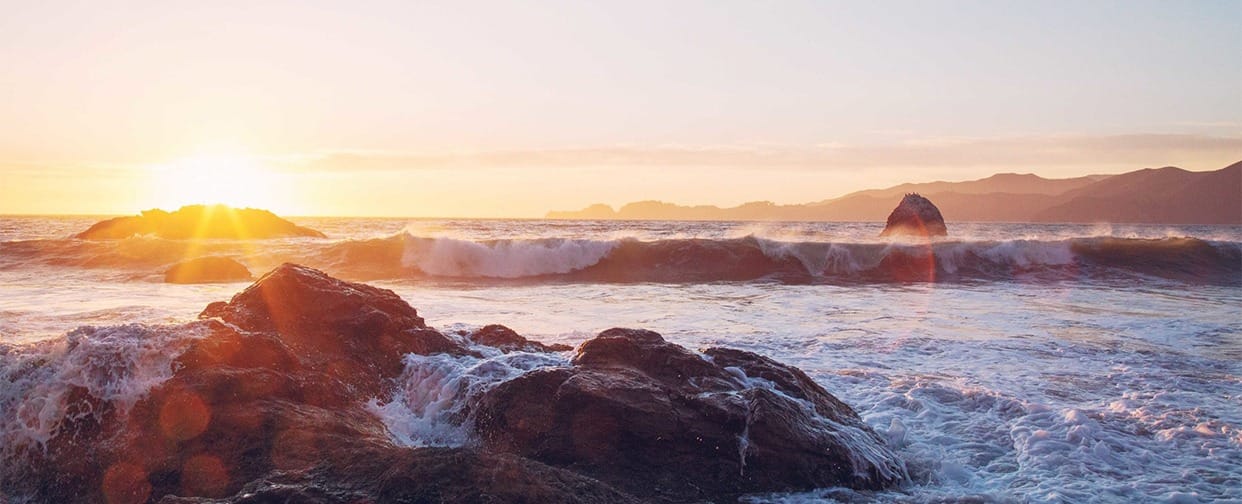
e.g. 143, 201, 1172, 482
758, 238, 1082, 277
0, 322, 210, 457
756, 239, 883, 275
367, 347, 568, 447
968, 240, 1075, 268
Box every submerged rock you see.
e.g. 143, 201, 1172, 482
465, 324, 573, 353
880, 193, 947, 238
475, 328, 907, 501
163, 257, 252, 284
75, 204, 326, 240
4, 264, 901, 504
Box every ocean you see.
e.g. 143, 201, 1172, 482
1, 216, 1240, 502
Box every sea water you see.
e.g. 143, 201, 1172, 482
1, 216, 1239, 502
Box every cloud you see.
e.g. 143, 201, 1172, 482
0, 161, 142, 178
288, 133, 1242, 173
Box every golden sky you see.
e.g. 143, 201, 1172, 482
1, 1, 1239, 217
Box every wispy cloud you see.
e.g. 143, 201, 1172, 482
287, 133, 1242, 173
0, 161, 143, 177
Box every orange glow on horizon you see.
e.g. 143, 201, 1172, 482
146, 154, 300, 215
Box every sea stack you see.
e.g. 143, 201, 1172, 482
880, 193, 947, 238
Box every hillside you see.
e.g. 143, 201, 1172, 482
814, 172, 1107, 203
1033, 162, 1241, 224
546, 162, 1241, 224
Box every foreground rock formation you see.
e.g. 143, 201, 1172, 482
880, 193, 948, 238
163, 257, 253, 284
75, 204, 326, 240
3, 264, 904, 503
476, 328, 906, 501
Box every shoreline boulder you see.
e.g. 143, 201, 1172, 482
880, 193, 947, 238
474, 328, 907, 501
198, 263, 471, 389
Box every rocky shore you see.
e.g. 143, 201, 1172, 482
2, 264, 906, 503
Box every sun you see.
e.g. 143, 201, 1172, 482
147, 154, 292, 212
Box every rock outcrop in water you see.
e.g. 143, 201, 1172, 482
464, 324, 574, 353
163, 257, 253, 284
880, 193, 948, 238
75, 204, 326, 240
2, 264, 904, 503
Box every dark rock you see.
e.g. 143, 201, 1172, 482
164, 257, 252, 284
880, 193, 947, 238
466, 324, 573, 353
75, 204, 327, 240
474, 328, 907, 502
156, 448, 640, 504
198, 263, 471, 386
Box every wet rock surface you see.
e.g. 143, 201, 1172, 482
3, 264, 903, 503
880, 193, 948, 238
475, 328, 907, 501
198, 263, 470, 390
164, 257, 253, 284
465, 324, 574, 353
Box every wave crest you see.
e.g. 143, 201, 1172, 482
3, 234, 1238, 284
401, 236, 618, 278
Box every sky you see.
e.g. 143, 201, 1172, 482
1, 0, 1239, 217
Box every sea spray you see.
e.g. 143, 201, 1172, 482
400, 236, 618, 278
0, 322, 210, 455
368, 337, 569, 447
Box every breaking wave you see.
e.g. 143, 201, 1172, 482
2, 234, 1239, 284
0, 323, 213, 457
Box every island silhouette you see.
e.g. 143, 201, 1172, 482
75, 204, 327, 240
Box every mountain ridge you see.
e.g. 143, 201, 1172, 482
546, 162, 1241, 224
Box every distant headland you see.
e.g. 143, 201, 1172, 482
547, 161, 1241, 224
